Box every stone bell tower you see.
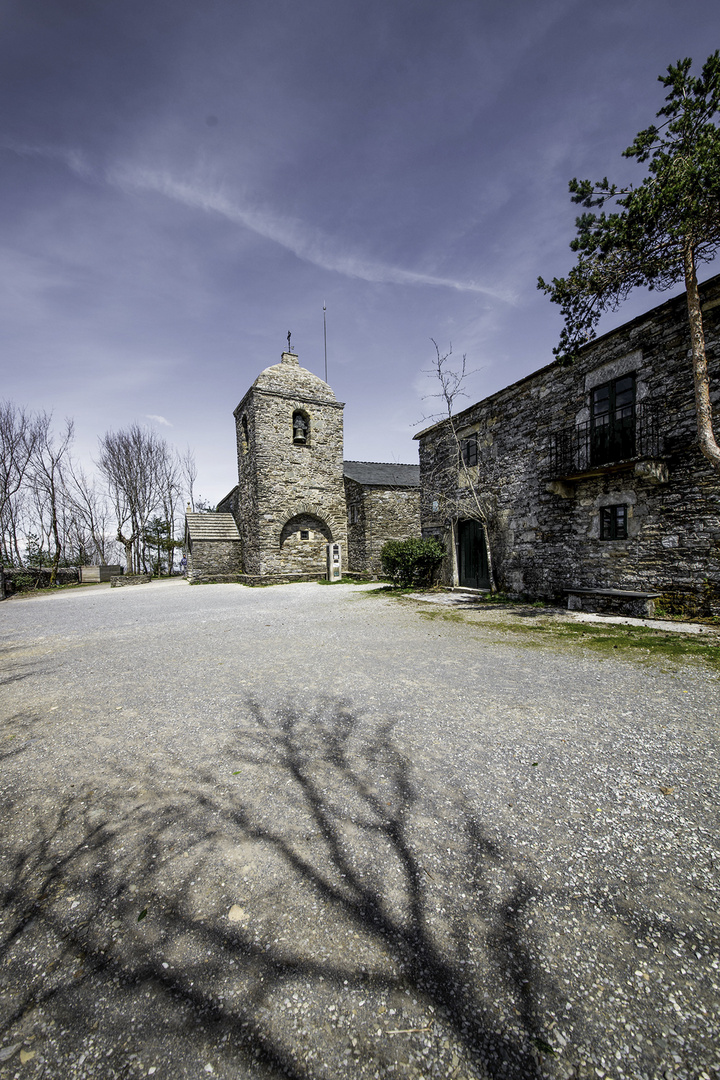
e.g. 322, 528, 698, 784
232, 349, 347, 576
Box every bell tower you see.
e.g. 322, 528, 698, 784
232, 349, 347, 576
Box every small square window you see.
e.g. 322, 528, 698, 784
300, 530, 309, 540
600, 504, 628, 540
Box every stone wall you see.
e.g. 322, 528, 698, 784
110, 574, 152, 587
345, 477, 367, 571
187, 540, 243, 581
416, 275, 720, 613
345, 478, 421, 574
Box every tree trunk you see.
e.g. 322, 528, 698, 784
684, 243, 720, 475
49, 478, 61, 587
118, 530, 135, 575
483, 525, 496, 593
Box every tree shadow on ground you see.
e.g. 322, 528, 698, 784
0, 697, 654, 1078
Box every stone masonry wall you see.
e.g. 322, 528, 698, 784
417, 276, 720, 613
345, 480, 421, 574
188, 540, 243, 581
345, 477, 367, 571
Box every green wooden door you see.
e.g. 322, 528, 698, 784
458, 519, 489, 589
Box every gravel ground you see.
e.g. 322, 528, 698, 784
0, 578, 718, 1080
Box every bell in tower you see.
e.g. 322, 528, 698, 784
293, 411, 308, 444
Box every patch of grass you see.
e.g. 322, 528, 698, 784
500, 618, 718, 668
407, 602, 720, 668
419, 608, 464, 623
9, 580, 102, 596
317, 577, 369, 585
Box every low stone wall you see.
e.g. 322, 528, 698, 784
189, 572, 325, 586
110, 574, 152, 588
0, 567, 80, 594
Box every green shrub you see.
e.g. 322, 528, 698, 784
380, 538, 445, 588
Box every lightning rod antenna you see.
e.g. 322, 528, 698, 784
323, 302, 328, 383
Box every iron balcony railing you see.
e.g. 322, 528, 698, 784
548, 402, 661, 477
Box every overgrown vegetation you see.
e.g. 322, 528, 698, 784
380, 537, 445, 588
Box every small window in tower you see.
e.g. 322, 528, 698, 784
300, 530, 310, 540
293, 411, 309, 445
241, 415, 249, 455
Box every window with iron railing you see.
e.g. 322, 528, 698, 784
590, 375, 636, 466
548, 395, 660, 477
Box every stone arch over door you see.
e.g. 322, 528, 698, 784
279, 513, 333, 575
285, 501, 344, 540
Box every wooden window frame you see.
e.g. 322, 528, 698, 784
600, 504, 628, 540
459, 434, 478, 468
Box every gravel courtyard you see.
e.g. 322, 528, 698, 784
0, 579, 718, 1080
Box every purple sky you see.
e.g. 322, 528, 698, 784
2, 0, 718, 504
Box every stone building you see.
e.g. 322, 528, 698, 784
184, 512, 242, 581
192, 348, 420, 582
415, 274, 720, 615
344, 461, 420, 574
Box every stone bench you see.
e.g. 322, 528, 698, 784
564, 587, 661, 619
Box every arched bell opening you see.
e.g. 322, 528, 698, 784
292, 410, 310, 446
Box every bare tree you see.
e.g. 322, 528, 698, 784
31, 415, 75, 586
420, 342, 501, 592
180, 445, 197, 513
156, 449, 183, 575
0, 401, 40, 567
97, 425, 164, 574
65, 459, 115, 565
97, 425, 181, 575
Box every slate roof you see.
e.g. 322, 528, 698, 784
185, 513, 241, 541
343, 461, 420, 488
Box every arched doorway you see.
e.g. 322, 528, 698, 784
457, 519, 489, 589
279, 514, 332, 575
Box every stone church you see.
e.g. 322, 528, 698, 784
184, 349, 420, 582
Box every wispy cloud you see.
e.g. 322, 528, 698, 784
113, 165, 510, 299
146, 414, 173, 427
6, 142, 96, 182
5, 143, 512, 301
